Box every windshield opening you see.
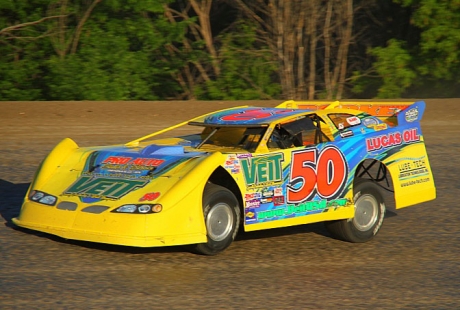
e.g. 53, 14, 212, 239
196, 125, 267, 152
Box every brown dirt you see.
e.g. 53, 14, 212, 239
1, 99, 459, 309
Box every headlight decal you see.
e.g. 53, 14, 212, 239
29, 190, 57, 206
112, 204, 162, 214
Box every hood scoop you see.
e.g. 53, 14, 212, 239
141, 144, 184, 156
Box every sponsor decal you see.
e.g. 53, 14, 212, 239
396, 157, 429, 180
287, 146, 348, 203
273, 196, 285, 206
366, 128, 420, 152
340, 130, 354, 138
245, 209, 257, 222
400, 177, 430, 187
139, 192, 160, 202
240, 153, 284, 188
262, 188, 274, 198
405, 108, 419, 122
64, 176, 148, 200
346, 116, 361, 126
256, 198, 350, 220
245, 199, 260, 209
274, 187, 283, 196
245, 193, 255, 200
99, 156, 165, 174
369, 123, 388, 131
362, 117, 379, 127
338, 123, 345, 130
103, 156, 164, 167
237, 153, 252, 159
224, 155, 241, 172
261, 198, 273, 204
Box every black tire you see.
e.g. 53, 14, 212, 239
192, 183, 240, 255
325, 180, 386, 243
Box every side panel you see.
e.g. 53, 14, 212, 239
224, 143, 357, 232
228, 103, 435, 232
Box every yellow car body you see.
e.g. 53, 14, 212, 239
13, 100, 436, 254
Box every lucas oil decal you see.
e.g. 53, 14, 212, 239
366, 128, 420, 152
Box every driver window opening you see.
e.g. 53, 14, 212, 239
267, 115, 332, 150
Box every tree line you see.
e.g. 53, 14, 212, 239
1, 0, 459, 101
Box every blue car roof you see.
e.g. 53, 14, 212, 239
199, 107, 311, 126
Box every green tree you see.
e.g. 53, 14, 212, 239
360, 0, 460, 98
45, 0, 187, 100
366, 39, 416, 98
0, 0, 57, 100
194, 22, 281, 100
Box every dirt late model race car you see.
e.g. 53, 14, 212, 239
13, 100, 436, 255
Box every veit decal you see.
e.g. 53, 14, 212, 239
240, 153, 284, 187
366, 128, 420, 152
64, 176, 148, 199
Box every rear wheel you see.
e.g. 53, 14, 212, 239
192, 183, 240, 255
325, 181, 385, 243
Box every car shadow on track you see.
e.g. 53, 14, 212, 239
0, 179, 29, 223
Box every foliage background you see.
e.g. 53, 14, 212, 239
1, 0, 459, 101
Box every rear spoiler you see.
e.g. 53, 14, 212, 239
276, 100, 426, 123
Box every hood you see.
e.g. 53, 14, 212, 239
58, 144, 209, 203
84, 144, 206, 179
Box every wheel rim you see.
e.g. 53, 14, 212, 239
353, 194, 379, 231
206, 203, 234, 242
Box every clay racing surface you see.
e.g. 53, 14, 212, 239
0, 100, 459, 309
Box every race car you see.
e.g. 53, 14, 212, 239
13, 100, 436, 255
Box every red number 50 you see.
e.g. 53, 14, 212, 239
287, 146, 348, 203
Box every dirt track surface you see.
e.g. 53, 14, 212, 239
0, 99, 459, 309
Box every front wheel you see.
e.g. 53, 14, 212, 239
325, 181, 386, 243
191, 183, 240, 255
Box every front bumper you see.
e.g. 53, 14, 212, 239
12, 200, 207, 247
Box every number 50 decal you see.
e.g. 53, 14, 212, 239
287, 146, 348, 204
